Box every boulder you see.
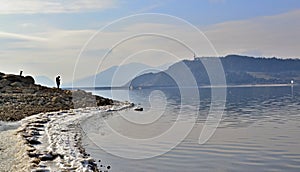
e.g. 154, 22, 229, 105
2, 74, 34, 85
3, 74, 23, 82
23, 76, 35, 85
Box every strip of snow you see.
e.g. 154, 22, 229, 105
16, 101, 133, 171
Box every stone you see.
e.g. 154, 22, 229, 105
3, 74, 23, 82
29, 130, 41, 136
31, 168, 50, 172
10, 81, 23, 87
38, 151, 59, 161
23, 75, 35, 84
22, 88, 36, 94
51, 96, 59, 102
27, 147, 36, 152
28, 152, 40, 158
30, 158, 41, 164
26, 138, 42, 145
0, 79, 10, 88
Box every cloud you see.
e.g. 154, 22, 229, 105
0, 31, 48, 42
0, 0, 117, 14
1, 10, 300, 82
133, 2, 164, 14
204, 10, 300, 58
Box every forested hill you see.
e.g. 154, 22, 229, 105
129, 55, 300, 87
220, 55, 300, 73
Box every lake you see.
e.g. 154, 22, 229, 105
81, 85, 300, 172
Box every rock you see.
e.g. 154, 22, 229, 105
134, 107, 143, 111
31, 119, 49, 124
39, 152, 58, 161
39, 154, 56, 161
23, 75, 35, 84
27, 147, 36, 152
31, 168, 50, 172
28, 152, 40, 158
26, 138, 42, 145
0, 72, 114, 121
30, 158, 41, 164
10, 81, 23, 87
29, 130, 41, 136
51, 96, 59, 102
22, 88, 36, 94
31, 124, 44, 128
0, 79, 10, 88
30, 163, 38, 169
3, 74, 23, 82
2, 74, 34, 86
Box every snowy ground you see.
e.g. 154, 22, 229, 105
0, 101, 133, 172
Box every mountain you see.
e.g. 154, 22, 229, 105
34, 75, 55, 87
67, 62, 169, 87
129, 55, 300, 88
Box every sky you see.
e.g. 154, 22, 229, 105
1, 0, 300, 82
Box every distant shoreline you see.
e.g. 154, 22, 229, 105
64, 83, 297, 91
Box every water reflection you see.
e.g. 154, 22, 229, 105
83, 86, 300, 172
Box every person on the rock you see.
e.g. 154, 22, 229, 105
56, 76, 61, 89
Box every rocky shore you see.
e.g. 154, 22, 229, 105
0, 102, 133, 172
16, 103, 132, 172
0, 72, 134, 171
0, 72, 114, 121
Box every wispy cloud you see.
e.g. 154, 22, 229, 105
0, 31, 48, 42
133, 2, 164, 14
1, 10, 300, 81
0, 0, 117, 14
204, 10, 300, 58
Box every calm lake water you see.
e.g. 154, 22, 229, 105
81, 86, 300, 172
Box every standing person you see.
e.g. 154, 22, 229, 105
19, 70, 23, 76
56, 76, 61, 89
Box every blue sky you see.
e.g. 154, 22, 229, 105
2, 0, 300, 30
1, 0, 300, 81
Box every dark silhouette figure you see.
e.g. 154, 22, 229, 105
19, 70, 23, 76
56, 76, 61, 89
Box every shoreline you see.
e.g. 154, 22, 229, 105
0, 102, 133, 172
68, 83, 297, 91
0, 72, 132, 171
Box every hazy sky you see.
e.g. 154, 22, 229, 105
1, 0, 300, 82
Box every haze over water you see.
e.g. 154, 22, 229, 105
81, 85, 300, 172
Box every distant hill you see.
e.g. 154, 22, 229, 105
129, 55, 300, 88
67, 62, 171, 87
35, 75, 55, 87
